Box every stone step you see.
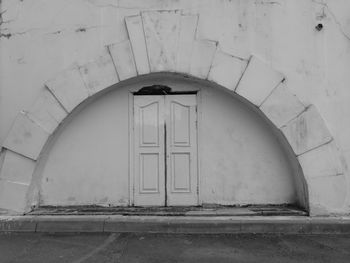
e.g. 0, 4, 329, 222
1, 215, 350, 234
27, 205, 307, 217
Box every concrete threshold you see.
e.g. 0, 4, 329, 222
28, 205, 307, 216
1, 215, 350, 234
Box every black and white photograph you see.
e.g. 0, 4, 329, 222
0, 0, 350, 262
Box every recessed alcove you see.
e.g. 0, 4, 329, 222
33, 74, 306, 210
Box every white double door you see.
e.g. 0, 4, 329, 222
133, 95, 198, 206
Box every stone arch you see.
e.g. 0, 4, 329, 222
0, 11, 347, 216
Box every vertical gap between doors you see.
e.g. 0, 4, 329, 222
164, 120, 168, 207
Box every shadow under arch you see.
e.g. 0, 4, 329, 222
27, 72, 309, 213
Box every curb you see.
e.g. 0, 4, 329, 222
1, 216, 350, 234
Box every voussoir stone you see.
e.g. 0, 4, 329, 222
0, 179, 29, 213
281, 105, 333, 155
298, 141, 343, 179
176, 15, 198, 73
3, 112, 50, 160
26, 88, 67, 134
142, 10, 181, 72
79, 51, 119, 96
0, 150, 4, 168
45, 65, 89, 113
309, 174, 347, 215
189, 40, 217, 79
0, 150, 36, 185
208, 50, 248, 91
260, 82, 305, 128
108, 40, 137, 81
235, 55, 284, 106
125, 15, 150, 75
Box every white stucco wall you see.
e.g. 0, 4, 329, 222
38, 79, 297, 206
1, 0, 349, 213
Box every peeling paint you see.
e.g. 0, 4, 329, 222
254, 1, 282, 6
75, 27, 87, 33
0, 33, 11, 39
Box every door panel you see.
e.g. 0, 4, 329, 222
172, 102, 191, 146
140, 102, 160, 146
134, 96, 165, 206
166, 95, 198, 206
140, 153, 160, 193
171, 153, 191, 192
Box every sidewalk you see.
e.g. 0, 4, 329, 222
1, 215, 350, 234
1, 232, 350, 263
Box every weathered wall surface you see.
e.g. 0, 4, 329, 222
0, 0, 350, 214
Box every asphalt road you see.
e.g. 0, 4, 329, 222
0, 233, 350, 263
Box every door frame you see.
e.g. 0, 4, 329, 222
128, 89, 202, 206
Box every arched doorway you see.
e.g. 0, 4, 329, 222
35, 74, 305, 210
